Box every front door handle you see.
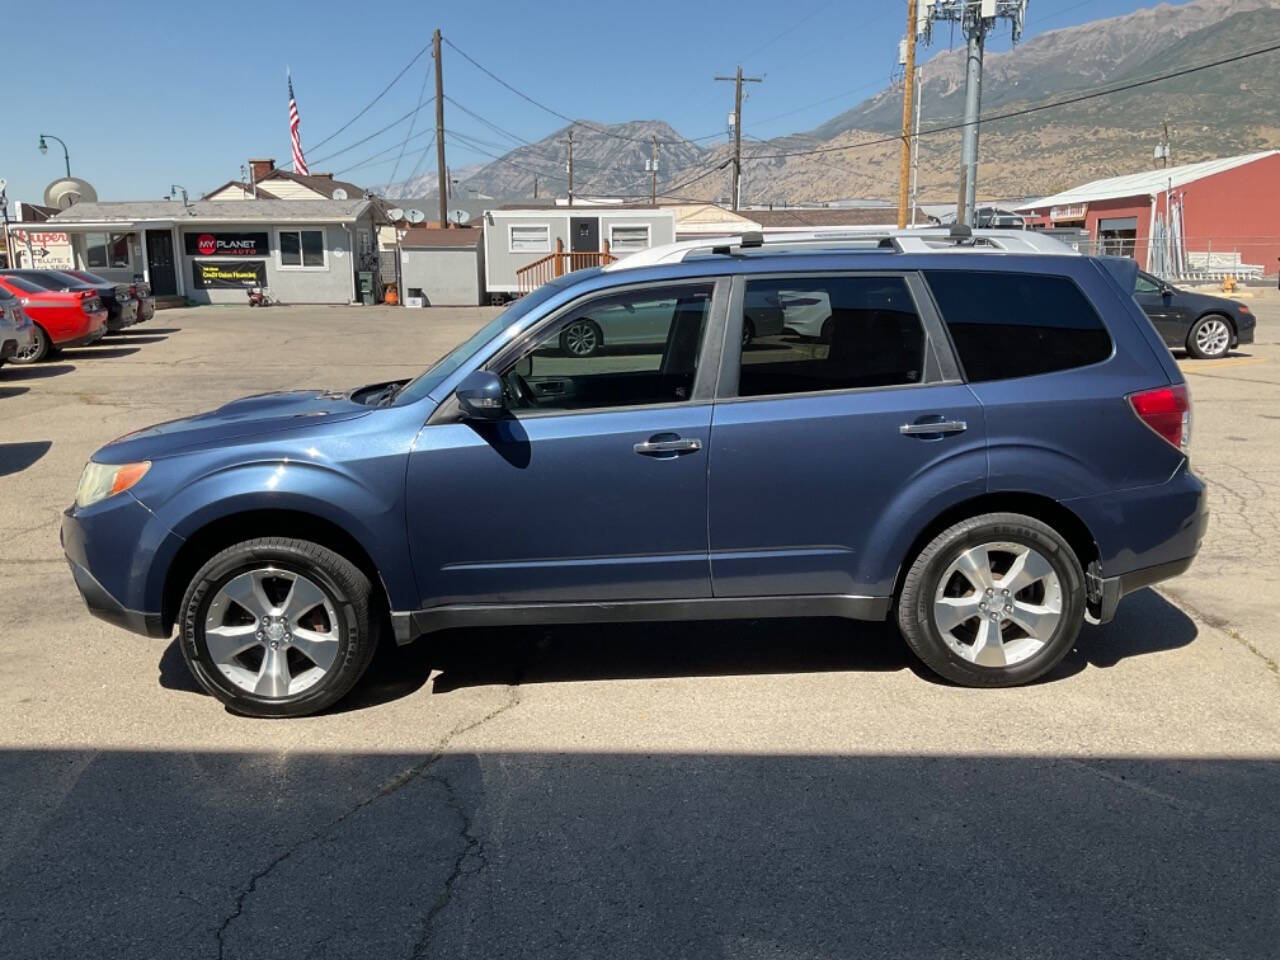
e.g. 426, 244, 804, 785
634, 436, 703, 455
900, 419, 967, 436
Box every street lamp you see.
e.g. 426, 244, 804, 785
38, 134, 71, 178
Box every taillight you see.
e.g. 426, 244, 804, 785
1129, 384, 1190, 451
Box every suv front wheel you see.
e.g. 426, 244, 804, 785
178, 537, 378, 717
897, 513, 1085, 687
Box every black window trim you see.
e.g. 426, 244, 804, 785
714, 270, 959, 404
430, 276, 730, 423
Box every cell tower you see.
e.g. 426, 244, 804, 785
917, 0, 1029, 226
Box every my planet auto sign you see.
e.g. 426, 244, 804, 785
183, 231, 268, 257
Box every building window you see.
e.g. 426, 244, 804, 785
83, 232, 131, 269
608, 224, 651, 253
278, 228, 326, 269
358, 229, 372, 256
509, 224, 551, 253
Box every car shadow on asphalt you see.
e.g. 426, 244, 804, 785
0, 363, 75, 381
156, 586, 1198, 713
102, 334, 169, 345
0, 385, 31, 399
0, 441, 53, 477
122, 326, 182, 335
60, 346, 141, 361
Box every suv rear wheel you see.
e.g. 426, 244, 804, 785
178, 537, 378, 717
897, 512, 1085, 687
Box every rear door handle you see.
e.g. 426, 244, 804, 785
634, 437, 703, 455
900, 419, 967, 436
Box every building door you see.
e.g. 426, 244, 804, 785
145, 230, 177, 296
569, 217, 599, 253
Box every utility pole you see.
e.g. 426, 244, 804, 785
433, 28, 447, 228
1156, 120, 1172, 168
566, 128, 574, 206
917, 1, 1027, 226
909, 66, 923, 226
897, 0, 919, 228
715, 66, 763, 211
649, 134, 659, 206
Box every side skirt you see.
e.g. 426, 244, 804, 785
390, 594, 892, 645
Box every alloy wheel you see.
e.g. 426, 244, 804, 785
1194, 317, 1230, 357
563, 322, 599, 357
932, 541, 1062, 668
203, 566, 340, 698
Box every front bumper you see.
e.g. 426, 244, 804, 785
66, 555, 167, 637
61, 495, 180, 639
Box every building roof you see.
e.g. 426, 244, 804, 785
201, 180, 281, 200
48, 198, 373, 225
749, 207, 936, 228
1015, 150, 1280, 211
259, 169, 368, 200
399, 226, 482, 249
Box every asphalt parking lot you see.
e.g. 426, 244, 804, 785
2, 298, 1278, 958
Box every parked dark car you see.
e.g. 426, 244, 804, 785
63, 270, 154, 323
1, 269, 138, 331
62, 229, 1206, 717
1133, 271, 1255, 359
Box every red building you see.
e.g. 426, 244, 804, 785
1016, 150, 1280, 279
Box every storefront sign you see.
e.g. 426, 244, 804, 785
192, 260, 266, 289
184, 231, 269, 257
10, 230, 74, 269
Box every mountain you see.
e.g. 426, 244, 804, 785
450, 120, 705, 200
428, 0, 1280, 205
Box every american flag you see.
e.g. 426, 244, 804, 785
288, 73, 309, 175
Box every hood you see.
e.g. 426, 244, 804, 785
99, 388, 371, 462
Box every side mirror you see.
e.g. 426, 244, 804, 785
1160, 281, 1174, 295
455, 370, 506, 420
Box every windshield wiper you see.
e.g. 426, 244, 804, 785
377, 382, 405, 407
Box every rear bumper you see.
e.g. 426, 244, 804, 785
56, 325, 107, 349
1, 338, 14, 360
1092, 555, 1195, 623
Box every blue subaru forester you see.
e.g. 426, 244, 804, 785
62, 228, 1207, 717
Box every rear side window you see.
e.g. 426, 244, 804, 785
737, 275, 926, 397
925, 271, 1112, 382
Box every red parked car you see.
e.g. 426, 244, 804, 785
0, 274, 108, 363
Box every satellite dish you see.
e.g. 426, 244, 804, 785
405, 208, 426, 224
44, 177, 98, 210
386, 207, 405, 221
448, 208, 472, 225
331, 187, 348, 200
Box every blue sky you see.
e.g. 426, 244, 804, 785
2, 0, 1163, 204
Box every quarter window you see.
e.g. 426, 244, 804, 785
509, 224, 551, 253
279, 229, 326, 268
608, 224, 651, 253
497, 283, 714, 413
737, 275, 926, 397
925, 271, 1112, 383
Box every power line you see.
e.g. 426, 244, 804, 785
741, 39, 1280, 161
335, 128, 434, 175
443, 36, 722, 148
308, 41, 433, 153
385, 59, 434, 193
308, 97, 437, 166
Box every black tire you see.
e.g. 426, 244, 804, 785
560, 319, 602, 357
819, 318, 833, 344
11, 325, 50, 364
742, 319, 756, 348
1185, 313, 1232, 360
896, 512, 1086, 687
178, 537, 378, 718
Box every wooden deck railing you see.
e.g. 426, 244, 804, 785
516, 239, 616, 295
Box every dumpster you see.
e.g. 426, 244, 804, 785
357, 270, 375, 306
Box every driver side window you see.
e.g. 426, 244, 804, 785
497, 283, 714, 413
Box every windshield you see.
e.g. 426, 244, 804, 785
392, 278, 576, 405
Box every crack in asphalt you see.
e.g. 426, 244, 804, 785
410, 771, 489, 959
212, 681, 523, 960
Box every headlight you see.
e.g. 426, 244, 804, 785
75, 460, 150, 509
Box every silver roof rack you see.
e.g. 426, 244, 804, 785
602, 225, 1079, 271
